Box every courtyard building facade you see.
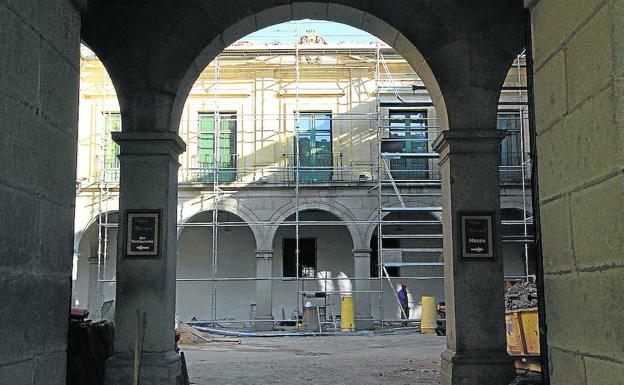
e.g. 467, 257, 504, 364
73, 28, 533, 328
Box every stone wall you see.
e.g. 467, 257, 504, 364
0, 0, 80, 384
529, 0, 624, 382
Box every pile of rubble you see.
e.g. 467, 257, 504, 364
505, 281, 538, 310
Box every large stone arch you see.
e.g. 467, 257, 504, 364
81, 1, 525, 134
177, 197, 262, 249
263, 200, 362, 250
171, 2, 449, 134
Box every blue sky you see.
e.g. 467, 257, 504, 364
242, 20, 380, 44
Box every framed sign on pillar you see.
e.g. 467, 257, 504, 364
123, 210, 162, 258
459, 212, 495, 259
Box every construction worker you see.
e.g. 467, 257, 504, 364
398, 284, 409, 326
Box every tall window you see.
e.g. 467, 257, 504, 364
388, 110, 428, 180
296, 112, 332, 182
498, 110, 523, 182
197, 112, 237, 182
103, 112, 121, 182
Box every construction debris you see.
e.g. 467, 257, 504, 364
505, 282, 538, 310
177, 324, 241, 344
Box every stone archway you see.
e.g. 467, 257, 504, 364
176, 209, 259, 322
171, 2, 449, 135
78, 2, 527, 384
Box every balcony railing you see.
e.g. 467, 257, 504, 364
95, 158, 531, 186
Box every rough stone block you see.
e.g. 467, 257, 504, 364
531, 0, 604, 67
570, 175, 624, 269
0, 185, 39, 271
533, 51, 566, 132
0, 96, 43, 194
548, 348, 586, 385
39, 41, 79, 134
35, 122, 78, 206
361, 13, 398, 47
327, 3, 365, 30
0, 358, 34, 385
544, 269, 624, 360
0, 274, 70, 364
0, 6, 42, 108
5, 0, 80, 65
539, 196, 574, 273
33, 351, 67, 385
36, 199, 74, 276
564, 87, 619, 184
583, 357, 624, 385
536, 121, 576, 198
566, 5, 613, 108
255, 4, 290, 31
291, 2, 327, 21
222, 15, 257, 48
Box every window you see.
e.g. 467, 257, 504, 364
283, 238, 317, 277
197, 112, 237, 182
296, 112, 332, 182
103, 113, 121, 182
498, 110, 523, 182
387, 110, 428, 180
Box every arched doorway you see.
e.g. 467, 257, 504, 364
176, 210, 257, 323
271, 208, 356, 322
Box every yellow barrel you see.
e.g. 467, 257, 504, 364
340, 296, 355, 331
420, 296, 437, 334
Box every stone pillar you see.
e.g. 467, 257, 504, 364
433, 130, 515, 385
353, 248, 373, 329
254, 249, 274, 331
104, 132, 185, 385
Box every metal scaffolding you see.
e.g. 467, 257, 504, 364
80, 24, 533, 328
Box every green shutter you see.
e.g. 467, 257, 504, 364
103, 113, 121, 172
197, 113, 237, 182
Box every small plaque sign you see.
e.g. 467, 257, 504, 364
125, 211, 160, 257
460, 213, 494, 258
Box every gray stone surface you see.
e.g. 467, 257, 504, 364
0, 1, 79, 385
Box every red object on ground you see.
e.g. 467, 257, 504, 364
71, 308, 89, 319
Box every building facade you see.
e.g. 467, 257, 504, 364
73, 30, 532, 328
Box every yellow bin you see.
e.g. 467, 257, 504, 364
420, 296, 437, 334
340, 296, 355, 331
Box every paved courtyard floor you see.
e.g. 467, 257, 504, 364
181, 332, 445, 385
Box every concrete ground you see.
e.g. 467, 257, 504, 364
181, 332, 445, 385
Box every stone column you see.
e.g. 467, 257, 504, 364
254, 249, 274, 331
353, 248, 373, 329
433, 130, 515, 385
104, 132, 185, 385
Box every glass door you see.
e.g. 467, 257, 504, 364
296, 112, 332, 182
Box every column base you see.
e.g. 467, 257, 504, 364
441, 349, 515, 385
104, 350, 181, 385
253, 316, 275, 331
355, 316, 374, 330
